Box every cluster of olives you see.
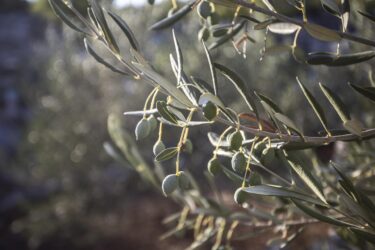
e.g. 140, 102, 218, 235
134, 115, 158, 140
161, 171, 190, 196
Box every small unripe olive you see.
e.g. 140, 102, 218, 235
197, 1, 213, 19
162, 174, 178, 196
147, 115, 158, 132
182, 139, 193, 154
153, 140, 166, 156
229, 131, 243, 151
148, 0, 154, 5
135, 118, 150, 140
234, 188, 247, 205
177, 171, 190, 190
207, 157, 222, 176
261, 147, 275, 165
253, 141, 266, 158
198, 27, 210, 41
231, 152, 247, 174
202, 101, 217, 121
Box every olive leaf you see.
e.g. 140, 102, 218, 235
241, 185, 327, 206
319, 83, 350, 122
107, 10, 140, 51
358, 10, 375, 23
349, 83, 375, 103
90, 0, 119, 53
155, 147, 179, 162
307, 51, 375, 66
304, 23, 341, 42
149, 1, 195, 30
202, 41, 218, 96
296, 77, 329, 133
208, 20, 246, 50
49, 0, 91, 35
156, 101, 179, 124
293, 200, 355, 227
84, 38, 129, 75
214, 63, 260, 123
268, 22, 300, 35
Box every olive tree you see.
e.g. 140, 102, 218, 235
49, 0, 375, 248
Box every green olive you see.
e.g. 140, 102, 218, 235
162, 174, 178, 196
153, 140, 166, 156
202, 101, 217, 121
261, 147, 275, 165
207, 157, 222, 176
177, 171, 190, 190
147, 115, 158, 132
229, 131, 243, 151
183, 139, 193, 154
135, 118, 150, 140
234, 188, 247, 205
231, 152, 247, 174
197, 1, 213, 19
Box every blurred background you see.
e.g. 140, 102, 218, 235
0, 0, 374, 249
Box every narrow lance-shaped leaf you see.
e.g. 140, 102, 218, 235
241, 185, 328, 206
307, 51, 375, 66
268, 22, 299, 35
304, 22, 342, 42
172, 30, 183, 87
292, 200, 356, 227
274, 113, 304, 139
49, 0, 92, 35
84, 38, 129, 75
358, 10, 375, 23
296, 77, 329, 134
149, 1, 195, 30
208, 20, 246, 50
285, 154, 327, 204
202, 41, 218, 96
349, 83, 375, 103
214, 63, 261, 128
107, 10, 140, 51
319, 83, 350, 122
90, 0, 119, 53
156, 101, 179, 124
155, 147, 179, 162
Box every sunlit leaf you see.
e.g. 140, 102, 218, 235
268, 22, 299, 35
84, 38, 129, 75
149, 1, 195, 30
241, 185, 327, 206
108, 10, 140, 51
155, 147, 178, 162
319, 83, 350, 122
304, 23, 341, 42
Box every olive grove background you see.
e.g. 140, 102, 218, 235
0, 0, 374, 249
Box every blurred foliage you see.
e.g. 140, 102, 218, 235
4, 0, 375, 249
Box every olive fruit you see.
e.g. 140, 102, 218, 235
229, 131, 243, 151
249, 171, 262, 186
207, 157, 222, 176
153, 140, 166, 156
148, 0, 154, 5
162, 174, 178, 196
135, 118, 150, 140
147, 115, 158, 132
234, 188, 247, 205
197, 1, 213, 19
198, 27, 210, 41
182, 139, 193, 154
231, 152, 247, 174
177, 171, 190, 190
202, 101, 217, 121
